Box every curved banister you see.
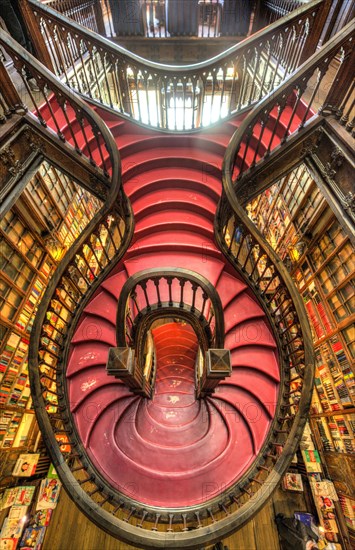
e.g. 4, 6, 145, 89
27, 0, 326, 129
116, 267, 225, 348
0, 28, 118, 189
209, 20, 355, 548
223, 19, 355, 185
110, 268, 227, 398
29, 0, 320, 73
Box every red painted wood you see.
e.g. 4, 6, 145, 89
54, 107, 286, 507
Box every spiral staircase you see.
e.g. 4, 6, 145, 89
0, 0, 353, 546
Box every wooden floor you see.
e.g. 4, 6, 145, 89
42, 487, 296, 550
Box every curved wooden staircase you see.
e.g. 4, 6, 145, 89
0, 3, 353, 546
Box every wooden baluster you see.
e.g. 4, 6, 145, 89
103, 218, 119, 253
234, 226, 246, 264
200, 292, 208, 319
300, 67, 326, 128
179, 279, 186, 307
154, 278, 162, 307
191, 282, 198, 312
248, 249, 263, 280
151, 513, 160, 531
167, 513, 174, 532
166, 276, 173, 306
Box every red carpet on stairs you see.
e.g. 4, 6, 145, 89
63, 105, 284, 508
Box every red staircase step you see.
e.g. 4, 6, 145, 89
132, 187, 217, 218
135, 210, 214, 236
223, 292, 265, 332
124, 168, 222, 200
59, 99, 290, 510
83, 289, 118, 324
71, 314, 116, 346
231, 346, 280, 381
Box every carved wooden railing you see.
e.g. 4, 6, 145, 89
221, 17, 355, 186
259, 0, 310, 26
26, 0, 327, 130
1, 13, 352, 549
106, 268, 229, 398
40, 0, 106, 34
41, 0, 252, 39
105, 0, 252, 39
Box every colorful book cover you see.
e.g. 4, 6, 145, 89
311, 480, 339, 501
32, 510, 52, 527
13, 487, 35, 507
0, 538, 18, 550
8, 506, 28, 521
302, 449, 322, 473
36, 479, 61, 511
0, 489, 18, 510
13, 454, 40, 477
0, 517, 25, 540
318, 495, 335, 510
19, 526, 46, 549
47, 464, 58, 480
54, 434, 70, 453
283, 472, 304, 492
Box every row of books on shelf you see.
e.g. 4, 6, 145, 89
314, 415, 355, 454
0, 410, 34, 449
0, 459, 61, 550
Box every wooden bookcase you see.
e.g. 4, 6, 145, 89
248, 162, 354, 545
0, 161, 101, 454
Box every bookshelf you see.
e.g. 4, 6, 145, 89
248, 162, 355, 544
0, 161, 102, 452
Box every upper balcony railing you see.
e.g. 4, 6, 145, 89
40, 0, 252, 39
25, 0, 328, 130
257, 0, 311, 26
221, 17, 354, 189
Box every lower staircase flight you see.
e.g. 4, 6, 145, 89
27, 79, 314, 548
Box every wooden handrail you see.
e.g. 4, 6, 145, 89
223, 18, 355, 190
26, 0, 327, 130
116, 267, 225, 348
110, 267, 227, 398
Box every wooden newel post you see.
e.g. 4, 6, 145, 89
0, 58, 25, 114
106, 347, 151, 397
299, 0, 333, 64
198, 349, 232, 398
322, 46, 355, 114
18, 0, 55, 73
93, 0, 106, 36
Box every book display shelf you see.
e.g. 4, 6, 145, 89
248, 162, 355, 546
0, 161, 102, 455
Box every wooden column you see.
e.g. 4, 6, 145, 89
106, 346, 151, 396
198, 348, 231, 398
18, 0, 55, 73
299, 0, 333, 63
